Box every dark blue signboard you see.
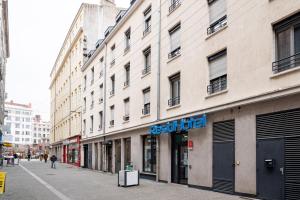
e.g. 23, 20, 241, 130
149, 114, 207, 135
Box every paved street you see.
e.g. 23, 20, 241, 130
0, 161, 251, 200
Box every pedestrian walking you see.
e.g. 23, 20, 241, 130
39, 154, 43, 162
44, 153, 48, 163
50, 155, 57, 169
27, 153, 31, 161
13, 153, 19, 165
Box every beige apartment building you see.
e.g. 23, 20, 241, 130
81, 0, 300, 199
50, 1, 119, 166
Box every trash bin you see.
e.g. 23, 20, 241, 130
118, 168, 139, 187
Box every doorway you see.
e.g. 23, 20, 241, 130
95, 143, 98, 170
124, 138, 131, 168
83, 144, 88, 168
171, 132, 188, 185
115, 140, 121, 173
106, 144, 112, 173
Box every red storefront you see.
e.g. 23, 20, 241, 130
62, 135, 81, 167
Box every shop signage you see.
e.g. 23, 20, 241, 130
188, 141, 193, 150
149, 114, 207, 135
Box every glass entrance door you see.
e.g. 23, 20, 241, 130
171, 132, 188, 184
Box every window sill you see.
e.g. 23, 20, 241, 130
142, 30, 151, 39
123, 85, 129, 90
123, 120, 130, 124
109, 94, 115, 98
141, 114, 150, 119
166, 104, 181, 111
205, 89, 228, 99
167, 3, 181, 16
109, 125, 114, 128
205, 25, 228, 40
141, 71, 151, 79
270, 66, 300, 79
167, 53, 181, 64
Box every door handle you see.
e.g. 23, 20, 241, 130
280, 167, 284, 175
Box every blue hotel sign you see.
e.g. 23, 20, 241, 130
149, 114, 207, 135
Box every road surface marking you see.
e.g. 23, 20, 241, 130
19, 164, 71, 200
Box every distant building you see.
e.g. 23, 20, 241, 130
32, 115, 50, 150
0, 0, 10, 155
4, 101, 33, 146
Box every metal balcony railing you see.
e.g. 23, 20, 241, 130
123, 115, 130, 122
143, 25, 151, 36
207, 76, 227, 95
124, 80, 130, 87
168, 96, 180, 107
110, 90, 115, 96
168, 47, 181, 59
110, 120, 114, 126
169, 0, 181, 13
207, 15, 227, 35
142, 66, 151, 75
272, 52, 300, 73
142, 103, 150, 115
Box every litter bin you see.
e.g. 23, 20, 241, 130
118, 165, 139, 187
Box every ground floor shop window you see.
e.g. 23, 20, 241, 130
124, 138, 131, 168
143, 135, 156, 173
67, 143, 79, 164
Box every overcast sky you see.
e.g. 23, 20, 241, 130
6, 0, 129, 121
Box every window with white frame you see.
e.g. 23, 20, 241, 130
124, 98, 130, 121
90, 115, 93, 133
207, 49, 227, 94
124, 28, 131, 52
84, 75, 87, 91
169, 23, 181, 59
169, 73, 180, 107
124, 63, 130, 87
83, 119, 86, 134
169, 0, 181, 14
207, 0, 227, 35
143, 6, 151, 36
99, 111, 103, 131
143, 47, 151, 75
143, 87, 150, 115
110, 105, 115, 126
90, 91, 94, 109
110, 75, 115, 96
110, 44, 115, 65
83, 97, 86, 112
91, 67, 94, 85
99, 57, 104, 78
99, 84, 103, 103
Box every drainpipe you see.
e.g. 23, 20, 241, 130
103, 43, 108, 136
156, 0, 162, 182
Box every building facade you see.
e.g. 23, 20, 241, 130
4, 101, 33, 146
79, 0, 300, 199
0, 0, 9, 156
49, 1, 120, 166
32, 115, 50, 153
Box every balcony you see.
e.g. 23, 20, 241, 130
123, 115, 130, 122
272, 53, 300, 74
142, 103, 150, 115
168, 47, 181, 59
110, 120, 114, 127
207, 15, 227, 35
168, 96, 180, 107
169, 0, 181, 14
99, 98, 103, 104
143, 25, 151, 37
124, 80, 130, 88
207, 76, 227, 95
142, 66, 151, 75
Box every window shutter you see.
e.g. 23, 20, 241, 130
209, 53, 227, 80
277, 28, 291, 60
125, 101, 129, 115
209, 0, 226, 24
170, 26, 181, 51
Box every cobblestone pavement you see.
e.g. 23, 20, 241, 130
0, 160, 255, 200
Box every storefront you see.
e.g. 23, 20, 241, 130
62, 135, 81, 167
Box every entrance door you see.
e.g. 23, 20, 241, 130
115, 140, 121, 173
257, 139, 284, 200
83, 144, 88, 168
95, 143, 98, 170
124, 138, 131, 168
171, 132, 188, 185
88, 143, 92, 169
106, 145, 112, 173
213, 120, 235, 194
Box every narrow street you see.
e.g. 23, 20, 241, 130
0, 161, 245, 200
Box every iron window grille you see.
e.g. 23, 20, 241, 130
142, 66, 151, 75
168, 96, 180, 107
169, 0, 181, 14
272, 52, 300, 73
207, 75, 227, 95
142, 103, 150, 115
168, 47, 181, 59
143, 25, 151, 37
207, 15, 227, 35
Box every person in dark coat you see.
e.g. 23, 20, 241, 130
44, 153, 48, 163
50, 155, 57, 169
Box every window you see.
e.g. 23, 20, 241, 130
110, 75, 115, 96
90, 91, 94, 109
110, 44, 115, 66
25, 138, 30, 142
124, 28, 131, 52
26, 125, 30, 129
169, 23, 181, 59
15, 123, 20, 128
15, 131, 20, 135
99, 57, 104, 78
91, 67, 94, 85
143, 88, 151, 115
84, 75, 87, 91
207, 49, 227, 94
124, 138, 131, 167
15, 117, 20, 121
169, 73, 180, 106
83, 97, 86, 112
90, 115, 94, 133
124, 98, 130, 121
143, 47, 151, 75
169, 0, 181, 14
83, 119, 86, 135
16, 111, 20, 115
273, 13, 300, 73
99, 111, 103, 131
25, 131, 30, 135
99, 84, 104, 104
143, 6, 151, 36
207, 0, 227, 35
15, 137, 20, 142
143, 135, 157, 173
6, 116, 11, 120
124, 63, 130, 87
110, 105, 115, 127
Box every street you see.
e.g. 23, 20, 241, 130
0, 161, 248, 200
